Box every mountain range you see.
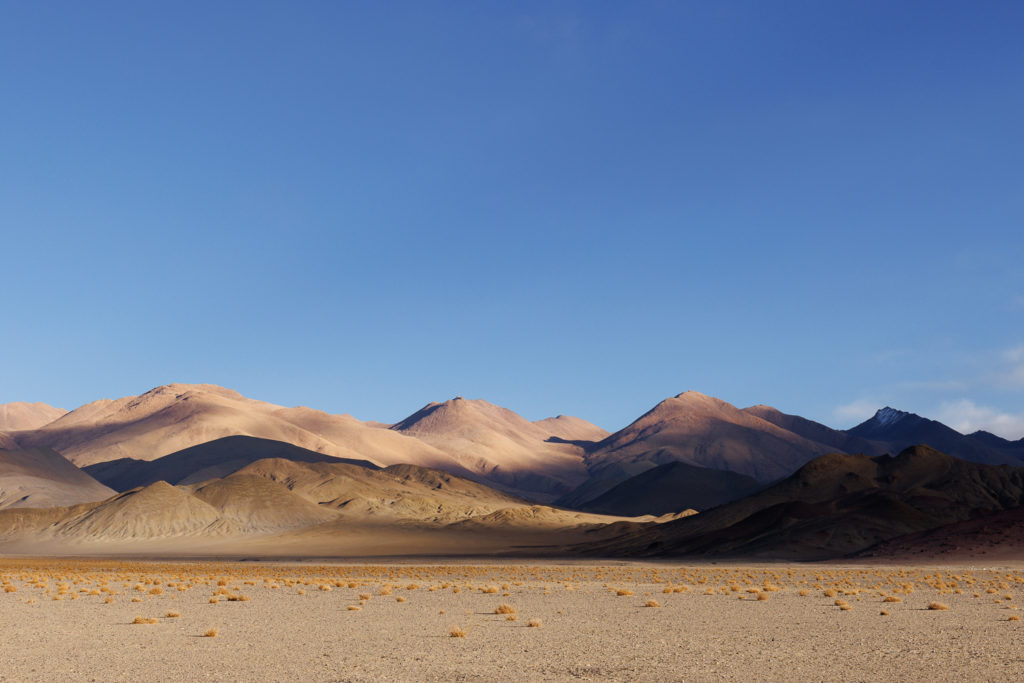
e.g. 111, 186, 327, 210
3, 383, 1024, 560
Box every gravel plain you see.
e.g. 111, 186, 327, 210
1, 559, 1023, 682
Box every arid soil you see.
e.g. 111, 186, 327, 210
2, 559, 1023, 682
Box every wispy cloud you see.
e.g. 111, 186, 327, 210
936, 399, 1024, 440
833, 399, 880, 426
997, 346, 1024, 388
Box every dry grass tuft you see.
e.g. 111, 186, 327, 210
883, 596, 902, 602
928, 602, 949, 611
528, 618, 543, 628
131, 617, 159, 624
395, 596, 406, 603
347, 605, 361, 611
880, 610, 889, 616
165, 611, 181, 618
495, 604, 517, 614
449, 625, 467, 638
645, 600, 661, 607
616, 588, 634, 596
1009, 615, 1020, 622
204, 628, 218, 637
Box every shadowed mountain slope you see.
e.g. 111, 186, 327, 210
0, 447, 115, 509
855, 505, 1024, 561
847, 407, 1024, 466
580, 461, 764, 517
576, 446, 1024, 560
83, 435, 378, 492
743, 404, 887, 457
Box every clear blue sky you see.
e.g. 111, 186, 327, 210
2, 1, 1022, 437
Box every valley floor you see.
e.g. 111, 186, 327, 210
1, 559, 1022, 682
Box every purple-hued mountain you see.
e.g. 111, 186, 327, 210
847, 407, 1024, 467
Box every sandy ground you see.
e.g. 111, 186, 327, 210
2, 559, 1023, 682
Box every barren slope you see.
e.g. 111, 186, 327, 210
0, 458, 638, 552
580, 445, 1024, 559
83, 435, 378, 492
584, 391, 847, 484
580, 460, 763, 517
533, 415, 609, 442
390, 397, 591, 500
0, 447, 115, 509
15, 384, 462, 475
0, 402, 66, 432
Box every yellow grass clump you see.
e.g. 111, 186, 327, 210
449, 625, 467, 638
495, 604, 516, 614
645, 600, 661, 607
131, 617, 159, 624
528, 618, 543, 628
928, 602, 949, 611
204, 628, 218, 637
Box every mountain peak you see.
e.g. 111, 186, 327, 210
873, 406, 911, 427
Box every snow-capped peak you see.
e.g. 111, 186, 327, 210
873, 406, 909, 427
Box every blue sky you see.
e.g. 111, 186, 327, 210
2, 1, 1022, 437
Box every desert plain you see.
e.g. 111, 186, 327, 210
2, 557, 1023, 682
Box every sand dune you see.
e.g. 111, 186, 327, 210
0, 447, 115, 509
0, 401, 66, 432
